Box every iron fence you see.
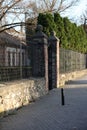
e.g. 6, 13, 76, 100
0, 44, 87, 82
0, 44, 32, 82
0, 66, 32, 82
60, 48, 87, 73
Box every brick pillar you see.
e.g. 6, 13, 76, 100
48, 31, 59, 89
29, 25, 49, 91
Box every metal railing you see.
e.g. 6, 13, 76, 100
59, 48, 86, 73
0, 44, 32, 82
0, 66, 32, 82
0, 44, 87, 82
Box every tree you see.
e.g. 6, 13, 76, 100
0, 0, 80, 33
38, 13, 57, 36
54, 13, 67, 48
37, 0, 79, 13
0, 0, 38, 33
38, 12, 87, 52
0, 0, 22, 25
0, 0, 22, 32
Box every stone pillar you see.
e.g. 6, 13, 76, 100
48, 31, 59, 89
29, 25, 49, 91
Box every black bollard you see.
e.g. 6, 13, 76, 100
61, 88, 65, 105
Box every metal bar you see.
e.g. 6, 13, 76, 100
61, 88, 65, 106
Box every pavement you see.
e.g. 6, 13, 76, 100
1, 75, 87, 130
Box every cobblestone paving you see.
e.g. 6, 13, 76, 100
1, 75, 87, 130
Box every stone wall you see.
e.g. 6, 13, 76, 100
59, 69, 87, 86
0, 78, 47, 117
0, 69, 87, 117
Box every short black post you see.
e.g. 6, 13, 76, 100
61, 88, 65, 105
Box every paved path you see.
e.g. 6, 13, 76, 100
1, 75, 87, 130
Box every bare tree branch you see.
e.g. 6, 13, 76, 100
0, 0, 21, 21
0, 0, 80, 33
0, 21, 34, 33
57, 0, 79, 13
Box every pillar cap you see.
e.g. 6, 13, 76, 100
48, 31, 59, 42
36, 25, 43, 32
33, 24, 48, 39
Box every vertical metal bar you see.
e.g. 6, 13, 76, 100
61, 88, 65, 105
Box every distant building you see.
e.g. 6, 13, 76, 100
6, 28, 26, 41
0, 32, 28, 67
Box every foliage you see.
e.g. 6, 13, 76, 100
38, 13, 56, 36
54, 13, 68, 48
38, 13, 87, 53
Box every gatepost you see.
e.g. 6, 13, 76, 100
29, 25, 49, 91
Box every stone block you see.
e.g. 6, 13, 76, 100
0, 78, 46, 117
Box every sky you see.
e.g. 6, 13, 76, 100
61, 0, 87, 25
73, 0, 87, 15
5, 0, 87, 32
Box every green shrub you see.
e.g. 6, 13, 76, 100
37, 13, 87, 53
